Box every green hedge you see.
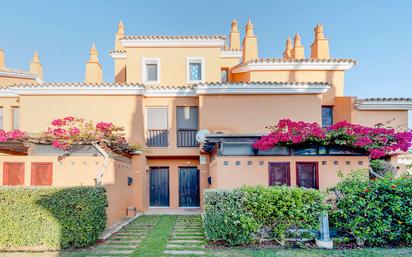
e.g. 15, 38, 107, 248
330, 171, 412, 246
0, 186, 107, 250
204, 185, 326, 246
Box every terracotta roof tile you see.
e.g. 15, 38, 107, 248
246, 58, 357, 64
200, 81, 330, 86
6, 82, 144, 89
0, 67, 36, 76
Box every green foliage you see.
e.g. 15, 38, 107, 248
330, 171, 412, 246
370, 159, 395, 176
0, 186, 107, 250
203, 186, 326, 246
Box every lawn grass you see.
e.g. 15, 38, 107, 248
129, 215, 177, 257
1, 215, 411, 257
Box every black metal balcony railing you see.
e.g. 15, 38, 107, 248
177, 129, 199, 147
146, 129, 169, 147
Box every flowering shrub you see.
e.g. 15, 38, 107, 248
0, 130, 28, 142
330, 170, 412, 246
253, 119, 412, 159
35, 117, 142, 153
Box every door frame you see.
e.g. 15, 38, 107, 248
268, 162, 291, 186
149, 166, 170, 208
178, 166, 200, 208
296, 162, 319, 189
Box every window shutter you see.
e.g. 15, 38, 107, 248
177, 107, 198, 129
31, 162, 52, 186
3, 162, 25, 185
147, 108, 168, 130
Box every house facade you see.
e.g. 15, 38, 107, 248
0, 19, 411, 225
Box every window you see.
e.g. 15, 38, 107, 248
177, 106, 199, 147
321, 106, 333, 127
0, 107, 3, 129
221, 68, 228, 83
186, 57, 204, 83
12, 107, 19, 130
296, 162, 318, 189
146, 107, 168, 147
142, 58, 160, 83
219, 143, 255, 156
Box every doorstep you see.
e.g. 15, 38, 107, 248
145, 207, 201, 215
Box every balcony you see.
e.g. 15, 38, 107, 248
177, 129, 199, 147
146, 129, 169, 147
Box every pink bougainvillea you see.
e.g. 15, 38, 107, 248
253, 119, 412, 159
0, 129, 27, 142
36, 117, 142, 153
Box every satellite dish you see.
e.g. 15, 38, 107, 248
196, 129, 210, 143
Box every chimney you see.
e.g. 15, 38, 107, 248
85, 44, 103, 83
282, 37, 292, 59
0, 48, 5, 69
291, 33, 305, 59
229, 19, 240, 50
310, 24, 330, 59
29, 51, 43, 80
241, 18, 259, 62
115, 19, 125, 51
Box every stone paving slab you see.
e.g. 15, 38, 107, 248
163, 250, 205, 255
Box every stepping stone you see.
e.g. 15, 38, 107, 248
166, 244, 205, 249
170, 240, 203, 243
173, 236, 204, 240
97, 244, 137, 249
106, 240, 141, 244
163, 250, 205, 255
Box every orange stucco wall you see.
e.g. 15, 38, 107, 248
209, 155, 369, 191
199, 94, 322, 133
354, 110, 409, 130
18, 95, 145, 144
125, 47, 221, 85
0, 155, 137, 226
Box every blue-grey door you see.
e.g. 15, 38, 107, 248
179, 167, 200, 207
149, 167, 169, 207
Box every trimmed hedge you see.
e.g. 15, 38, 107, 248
0, 186, 107, 250
204, 185, 326, 246
330, 171, 412, 246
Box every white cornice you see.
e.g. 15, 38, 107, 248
232, 62, 355, 73
355, 101, 412, 110
121, 38, 226, 48
0, 70, 38, 80
220, 50, 242, 58
109, 51, 127, 59
194, 83, 330, 95
3, 85, 145, 96
0, 82, 330, 97
145, 87, 196, 97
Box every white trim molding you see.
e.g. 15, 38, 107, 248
220, 50, 242, 58
145, 86, 196, 97
0, 70, 38, 80
194, 82, 330, 95
355, 99, 412, 110
122, 38, 225, 48
1, 84, 145, 96
141, 57, 161, 84
186, 57, 205, 84
232, 60, 356, 73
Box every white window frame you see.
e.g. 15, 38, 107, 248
186, 57, 205, 84
141, 57, 160, 84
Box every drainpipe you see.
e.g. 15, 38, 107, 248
93, 142, 109, 186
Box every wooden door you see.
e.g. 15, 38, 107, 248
3, 162, 25, 186
269, 162, 290, 186
149, 167, 170, 207
31, 162, 53, 186
179, 167, 200, 207
296, 162, 319, 189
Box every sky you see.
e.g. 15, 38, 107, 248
1, 0, 411, 126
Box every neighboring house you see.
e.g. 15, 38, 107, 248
0, 19, 411, 225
